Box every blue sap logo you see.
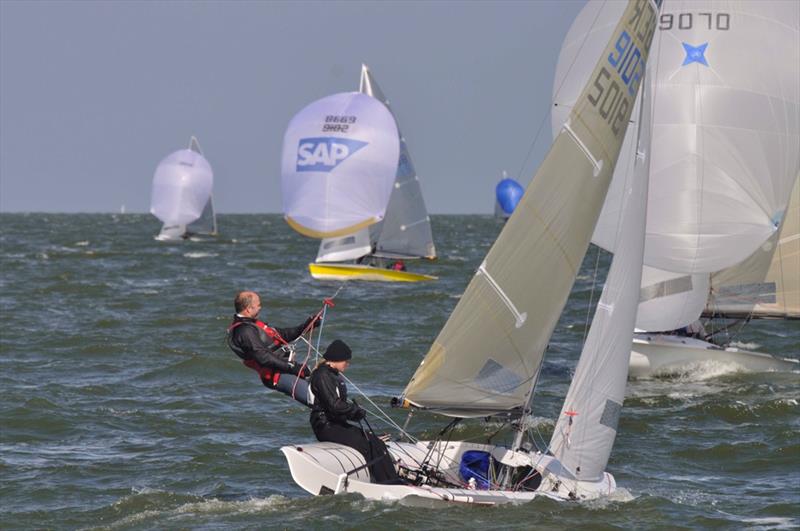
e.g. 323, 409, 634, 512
296, 137, 368, 172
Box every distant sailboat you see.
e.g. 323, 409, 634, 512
282, 65, 437, 282
282, 0, 660, 503
494, 171, 524, 220
553, 0, 799, 377
150, 136, 218, 241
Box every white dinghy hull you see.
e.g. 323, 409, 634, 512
629, 333, 799, 378
282, 440, 614, 505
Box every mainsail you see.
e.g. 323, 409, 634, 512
150, 136, 214, 238
402, 0, 659, 417
315, 65, 436, 262
281, 92, 400, 239
553, 0, 800, 332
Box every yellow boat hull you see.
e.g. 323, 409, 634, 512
308, 263, 437, 282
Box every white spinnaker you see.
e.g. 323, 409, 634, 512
402, 0, 659, 417
281, 92, 400, 239
150, 148, 213, 227
553, 0, 800, 275
707, 174, 800, 318
550, 54, 652, 482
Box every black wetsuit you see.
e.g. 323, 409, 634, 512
309, 364, 400, 484
227, 314, 312, 376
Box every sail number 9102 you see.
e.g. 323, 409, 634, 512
586, 29, 645, 137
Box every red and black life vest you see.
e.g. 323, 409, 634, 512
227, 319, 288, 386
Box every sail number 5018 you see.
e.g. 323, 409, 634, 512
587, 29, 647, 138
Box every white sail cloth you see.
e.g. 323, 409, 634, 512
553, 0, 800, 275
554, 0, 800, 331
281, 92, 400, 239
150, 148, 213, 226
402, 0, 659, 416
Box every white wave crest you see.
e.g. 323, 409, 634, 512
183, 252, 218, 258
653, 360, 746, 382
728, 340, 761, 351
102, 494, 291, 529
584, 487, 636, 509
174, 495, 290, 515
740, 517, 798, 530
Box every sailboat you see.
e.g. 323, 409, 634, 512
494, 171, 524, 220
552, 0, 799, 377
282, 0, 660, 503
282, 65, 437, 282
150, 136, 218, 241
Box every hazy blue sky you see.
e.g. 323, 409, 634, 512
1, 0, 585, 214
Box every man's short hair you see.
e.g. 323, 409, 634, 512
235, 291, 257, 313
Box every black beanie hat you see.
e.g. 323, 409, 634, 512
323, 339, 352, 362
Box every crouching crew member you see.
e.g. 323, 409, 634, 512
227, 290, 316, 406
310, 340, 402, 484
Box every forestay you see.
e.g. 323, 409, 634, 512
402, 0, 659, 417
150, 140, 214, 227
282, 92, 400, 239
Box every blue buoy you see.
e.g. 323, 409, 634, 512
495, 177, 524, 219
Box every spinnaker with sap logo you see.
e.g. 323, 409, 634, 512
281, 92, 400, 239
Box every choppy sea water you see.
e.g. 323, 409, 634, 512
0, 213, 798, 530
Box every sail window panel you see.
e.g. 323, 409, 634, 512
474, 359, 525, 396
598, 399, 622, 431
316, 228, 372, 263
713, 282, 777, 306
635, 266, 709, 331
